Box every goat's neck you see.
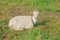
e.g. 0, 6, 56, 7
32, 16, 37, 24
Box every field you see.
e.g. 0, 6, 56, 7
0, 0, 60, 40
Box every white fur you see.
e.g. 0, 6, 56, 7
8, 10, 39, 30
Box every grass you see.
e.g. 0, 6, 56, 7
0, 0, 60, 40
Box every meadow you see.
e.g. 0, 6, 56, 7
0, 0, 60, 40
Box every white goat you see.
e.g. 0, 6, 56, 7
8, 10, 39, 30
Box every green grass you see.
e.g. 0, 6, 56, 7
0, 0, 60, 12
0, 0, 60, 40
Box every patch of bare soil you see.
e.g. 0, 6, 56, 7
40, 11, 60, 16
9, 6, 33, 16
45, 12, 60, 16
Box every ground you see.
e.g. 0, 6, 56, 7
0, 0, 60, 40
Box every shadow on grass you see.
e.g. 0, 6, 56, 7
34, 20, 50, 27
